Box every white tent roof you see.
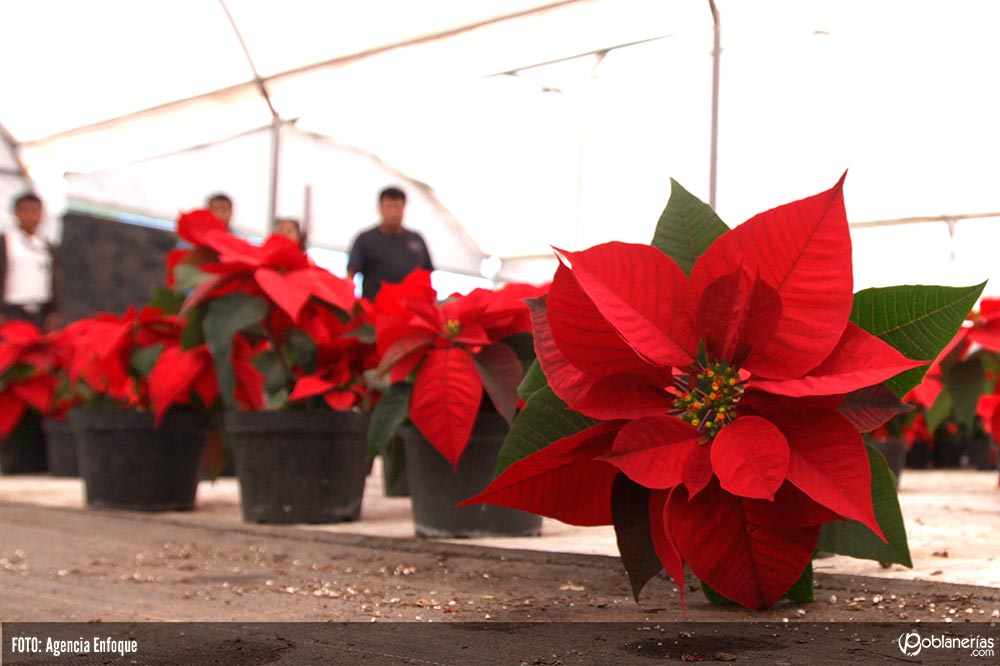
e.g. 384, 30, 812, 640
2, 0, 1000, 291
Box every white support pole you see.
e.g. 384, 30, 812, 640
708, 0, 721, 210
267, 119, 281, 234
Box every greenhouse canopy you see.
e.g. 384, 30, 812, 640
1, 0, 999, 292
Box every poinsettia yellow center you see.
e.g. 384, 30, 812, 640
443, 319, 462, 338
672, 361, 743, 439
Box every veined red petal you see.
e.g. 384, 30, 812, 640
528, 297, 673, 419
554, 243, 695, 368
548, 261, 655, 379
698, 265, 781, 368
527, 295, 596, 406
669, 482, 819, 610
752, 323, 924, 396
569, 374, 676, 420
459, 421, 622, 525
598, 416, 700, 489
649, 488, 686, 609
682, 443, 714, 497
710, 416, 789, 500
764, 400, 886, 540
690, 175, 853, 379
409, 347, 483, 469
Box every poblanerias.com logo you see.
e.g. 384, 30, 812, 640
898, 630, 995, 657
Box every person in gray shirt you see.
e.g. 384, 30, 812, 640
348, 187, 434, 301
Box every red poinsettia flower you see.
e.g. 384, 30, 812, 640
146, 335, 264, 423
465, 178, 925, 609
374, 270, 546, 468
64, 307, 185, 407
174, 210, 355, 324
287, 305, 379, 411
905, 297, 1000, 438
0, 321, 57, 436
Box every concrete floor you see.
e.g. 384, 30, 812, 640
1, 463, 997, 590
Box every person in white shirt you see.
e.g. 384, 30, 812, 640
0, 193, 59, 331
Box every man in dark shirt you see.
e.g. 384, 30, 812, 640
348, 187, 434, 300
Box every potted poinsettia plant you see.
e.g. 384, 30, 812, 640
906, 299, 1000, 469
35, 324, 87, 477
463, 176, 983, 609
0, 320, 56, 474
368, 269, 547, 537
64, 306, 234, 510
170, 209, 375, 524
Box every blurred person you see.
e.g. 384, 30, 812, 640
348, 187, 434, 300
206, 192, 233, 229
0, 193, 59, 331
274, 217, 306, 250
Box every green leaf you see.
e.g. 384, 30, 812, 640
284, 328, 318, 373
926, 388, 954, 433
946, 358, 985, 431
784, 562, 814, 603
493, 385, 598, 477
815, 444, 912, 567
701, 558, 813, 606
368, 382, 412, 458
253, 350, 292, 400
148, 285, 186, 315
173, 264, 211, 291
203, 293, 268, 410
612, 475, 663, 601
650, 179, 729, 275
517, 359, 548, 402
345, 323, 376, 345
130, 342, 164, 378
849, 283, 986, 397
180, 304, 205, 349
383, 435, 407, 488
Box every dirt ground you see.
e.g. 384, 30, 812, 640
2, 502, 998, 664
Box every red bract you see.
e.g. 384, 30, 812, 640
147, 335, 263, 422
906, 297, 1000, 438
375, 271, 545, 468
65, 307, 187, 410
465, 178, 924, 609
287, 308, 378, 411
175, 211, 354, 325
0, 321, 57, 436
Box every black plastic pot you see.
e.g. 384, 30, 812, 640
0, 410, 47, 474
967, 435, 997, 471
906, 440, 933, 469
401, 412, 542, 538
42, 417, 79, 477
72, 409, 209, 511
932, 435, 963, 468
225, 410, 369, 524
